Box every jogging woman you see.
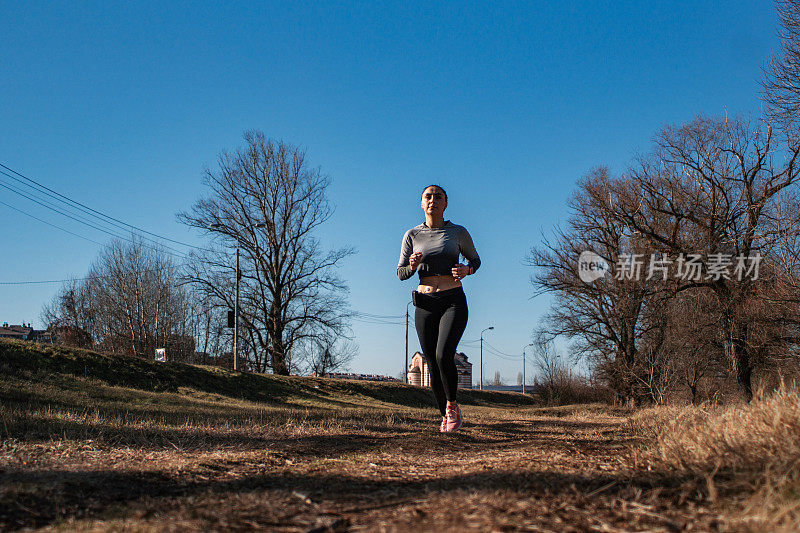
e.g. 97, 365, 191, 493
397, 185, 481, 432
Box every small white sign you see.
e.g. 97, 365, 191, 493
155, 348, 166, 362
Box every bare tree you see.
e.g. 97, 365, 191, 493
492, 371, 504, 386
179, 131, 355, 375
41, 278, 94, 349
662, 290, 720, 404
303, 333, 358, 376
613, 115, 800, 400
41, 236, 194, 360
527, 168, 658, 403
531, 335, 573, 405
763, 0, 800, 132
191, 292, 220, 365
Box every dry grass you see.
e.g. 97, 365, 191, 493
1, 394, 660, 532
629, 383, 800, 531
4, 339, 800, 531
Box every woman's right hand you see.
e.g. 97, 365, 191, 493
409, 252, 422, 271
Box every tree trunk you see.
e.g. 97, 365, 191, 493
271, 337, 289, 375
724, 317, 753, 401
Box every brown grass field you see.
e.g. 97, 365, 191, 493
1, 339, 798, 532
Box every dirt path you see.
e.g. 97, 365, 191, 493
1, 402, 739, 532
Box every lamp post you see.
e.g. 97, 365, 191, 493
405, 300, 412, 383
523, 343, 534, 395
480, 326, 494, 390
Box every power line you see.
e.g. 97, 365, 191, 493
351, 316, 405, 325
0, 162, 202, 250
459, 339, 522, 361
0, 176, 188, 257
0, 178, 131, 238
486, 350, 522, 362
482, 340, 520, 358
0, 278, 90, 286
0, 200, 105, 247
484, 349, 521, 362
0, 170, 139, 238
0, 179, 187, 259
0, 269, 182, 286
349, 310, 406, 326
352, 319, 404, 326
354, 312, 405, 319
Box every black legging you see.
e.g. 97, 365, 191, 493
413, 286, 469, 416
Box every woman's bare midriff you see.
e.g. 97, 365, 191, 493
417, 274, 462, 294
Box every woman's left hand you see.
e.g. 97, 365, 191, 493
451, 263, 470, 281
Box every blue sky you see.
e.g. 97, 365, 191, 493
0, 1, 779, 382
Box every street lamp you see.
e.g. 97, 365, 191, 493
405, 300, 412, 383
522, 343, 534, 395
480, 326, 494, 390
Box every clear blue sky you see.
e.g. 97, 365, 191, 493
0, 1, 778, 382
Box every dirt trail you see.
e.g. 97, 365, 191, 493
1, 403, 736, 532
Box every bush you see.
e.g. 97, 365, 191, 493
629, 381, 800, 529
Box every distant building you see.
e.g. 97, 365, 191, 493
0, 323, 33, 340
408, 351, 472, 389
0, 322, 54, 343
313, 372, 400, 382
480, 384, 538, 393
30, 329, 55, 344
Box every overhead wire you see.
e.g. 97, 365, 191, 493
0, 162, 202, 250
458, 338, 524, 362
351, 318, 405, 325
0, 199, 106, 247
0, 278, 91, 286
483, 340, 522, 358
0, 178, 133, 239
0, 170, 144, 238
354, 312, 405, 319
349, 309, 407, 326
484, 349, 521, 362
0, 178, 188, 260
0, 267, 187, 286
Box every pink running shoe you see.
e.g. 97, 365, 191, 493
444, 404, 462, 432
440, 416, 447, 433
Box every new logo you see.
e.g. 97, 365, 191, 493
578, 251, 610, 283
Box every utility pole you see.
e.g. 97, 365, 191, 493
523, 343, 534, 395
234, 247, 240, 371
209, 223, 266, 373
480, 326, 494, 390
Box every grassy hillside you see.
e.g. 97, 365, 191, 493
0, 338, 537, 411
1, 339, 580, 532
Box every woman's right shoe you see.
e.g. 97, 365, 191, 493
444, 404, 462, 432
440, 416, 447, 432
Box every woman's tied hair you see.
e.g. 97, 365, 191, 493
422, 184, 447, 202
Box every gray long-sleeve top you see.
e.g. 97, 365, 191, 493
397, 220, 481, 281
